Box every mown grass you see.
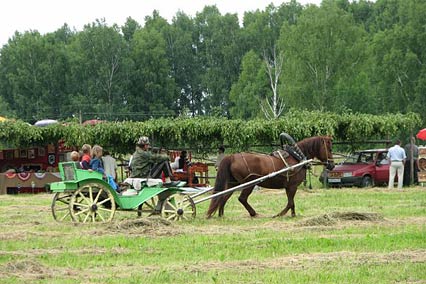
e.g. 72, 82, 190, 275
0, 186, 425, 283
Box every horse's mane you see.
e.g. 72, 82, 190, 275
297, 136, 330, 159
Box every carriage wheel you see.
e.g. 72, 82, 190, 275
161, 193, 196, 221
137, 195, 160, 217
69, 183, 116, 223
51, 192, 73, 222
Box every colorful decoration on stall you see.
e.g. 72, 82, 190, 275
34, 173, 46, 179
17, 172, 31, 181
35, 172, 47, 179
5, 172, 16, 179
48, 154, 56, 165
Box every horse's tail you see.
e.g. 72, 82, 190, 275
206, 155, 233, 218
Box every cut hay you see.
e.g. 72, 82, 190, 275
109, 216, 172, 230
1, 260, 53, 279
299, 212, 384, 226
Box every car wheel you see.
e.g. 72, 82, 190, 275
361, 176, 373, 188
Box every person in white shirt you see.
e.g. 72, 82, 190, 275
386, 139, 406, 189
171, 150, 191, 171
102, 150, 117, 181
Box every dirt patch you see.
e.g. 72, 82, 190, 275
87, 249, 426, 276
298, 211, 384, 226
0, 259, 78, 280
0, 247, 129, 258
107, 216, 181, 237
176, 249, 426, 273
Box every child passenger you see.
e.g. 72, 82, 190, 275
89, 145, 118, 191
70, 151, 80, 162
80, 144, 92, 169
70, 151, 82, 169
89, 145, 105, 174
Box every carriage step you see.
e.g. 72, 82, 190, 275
163, 181, 182, 187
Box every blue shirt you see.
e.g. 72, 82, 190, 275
387, 145, 406, 161
89, 157, 105, 174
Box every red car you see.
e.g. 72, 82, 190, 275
322, 149, 391, 187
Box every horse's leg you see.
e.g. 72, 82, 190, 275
218, 192, 233, 217
274, 187, 297, 218
206, 192, 223, 219
238, 186, 257, 217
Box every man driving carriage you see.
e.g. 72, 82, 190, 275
129, 136, 174, 184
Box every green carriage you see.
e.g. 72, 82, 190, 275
50, 162, 196, 223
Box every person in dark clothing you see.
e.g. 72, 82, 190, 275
130, 136, 173, 183
403, 137, 419, 186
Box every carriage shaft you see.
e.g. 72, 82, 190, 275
193, 159, 313, 205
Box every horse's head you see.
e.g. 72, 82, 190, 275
319, 136, 335, 170
298, 136, 335, 170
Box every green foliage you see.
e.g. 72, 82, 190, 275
0, 0, 425, 123
0, 111, 420, 154
229, 50, 269, 119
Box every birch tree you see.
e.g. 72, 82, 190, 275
261, 46, 285, 119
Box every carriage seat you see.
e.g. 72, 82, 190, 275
122, 178, 163, 190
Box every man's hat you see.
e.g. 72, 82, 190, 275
137, 136, 150, 146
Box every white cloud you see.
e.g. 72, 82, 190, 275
0, 0, 321, 46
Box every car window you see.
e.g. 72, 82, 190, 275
343, 153, 360, 164
358, 152, 374, 163
377, 152, 389, 165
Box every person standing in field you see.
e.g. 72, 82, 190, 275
403, 137, 419, 186
387, 139, 406, 189
215, 145, 225, 170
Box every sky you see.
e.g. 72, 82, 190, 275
1, 0, 321, 46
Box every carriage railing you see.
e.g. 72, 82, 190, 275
58, 162, 103, 182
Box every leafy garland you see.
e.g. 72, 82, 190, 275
0, 111, 421, 154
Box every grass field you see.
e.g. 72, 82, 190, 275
0, 185, 425, 283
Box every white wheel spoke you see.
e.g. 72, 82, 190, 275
55, 207, 69, 211
93, 188, 103, 203
72, 202, 90, 208
97, 198, 112, 205
89, 187, 94, 202
75, 208, 90, 216
69, 183, 115, 223
161, 194, 195, 221
166, 201, 177, 210
59, 212, 70, 221
97, 207, 113, 213
167, 214, 176, 221
78, 192, 91, 205
97, 212, 106, 222
82, 212, 91, 223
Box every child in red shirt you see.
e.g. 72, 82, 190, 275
80, 144, 92, 169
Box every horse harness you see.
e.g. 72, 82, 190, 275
240, 147, 305, 182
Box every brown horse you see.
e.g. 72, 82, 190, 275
206, 136, 335, 218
